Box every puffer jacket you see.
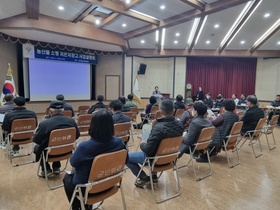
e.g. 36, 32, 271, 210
140, 116, 184, 157
241, 105, 264, 135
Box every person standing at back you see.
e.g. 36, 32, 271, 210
196, 87, 204, 101
0, 94, 15, 114
240, 95, 264, 135
33, 100, 80, 177
56, 94, 75, 117
2, 96, 37, 155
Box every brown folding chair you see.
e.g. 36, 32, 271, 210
114, 122, 131, 146
237, 118, 266, 158
222, 121, 243, 168
6, 118, 36, 166
261, 115, 279, 150
135, 136, 183, 203
122, 112, 135, 144
174, 109, 185, 118
178, 127, 216, 181
68, 149, 127, 210
77, 114, 92, 137
63, 110, 73, 118
236, 111, 244, 121
37, 127, 77, 190
141, 105, 159, 127
78, 105, 90, 115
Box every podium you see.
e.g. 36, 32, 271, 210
161, 93, 170, 99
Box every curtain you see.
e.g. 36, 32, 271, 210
186, 57, 257, 100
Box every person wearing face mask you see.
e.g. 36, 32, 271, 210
214, 94, 224, 109
178, 102, 212, 158
203, 93, 213, 108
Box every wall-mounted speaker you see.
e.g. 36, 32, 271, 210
138, 63, 147, 75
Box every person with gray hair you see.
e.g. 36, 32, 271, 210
33, 100, 80, 177
0, 94, 15, 114
126, 99, 184, 188
240, 95, 264, 135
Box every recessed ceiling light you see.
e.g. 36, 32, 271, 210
264, 13, 270, 18
160, 5, 165, 10
58, 6, 64, 11
122, 23, 127, 27
175, 33, 180, 37
141, 40, 145, 44
240, 40, 245, 44
206, 40, 210, 44
125, 0, 131, 4
214, 24, 219, 28
174, 40, 178, 44
95, 17, 101, 25
277, 41, 280, 45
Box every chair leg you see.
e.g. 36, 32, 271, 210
250, 136, 263, 158
119, 183, 127, 210
191, 149, 212, 181
265, 133, 276, 150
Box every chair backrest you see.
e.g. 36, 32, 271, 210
114, 122, 131, 143
62, 110, 73, 118
269, 115, 279, 129
253, 118, 267, 137
153, 136, 183, 166
236, 112, 243, 121
149, 105, 159, 120
88, 149, 127, 194
225, 121, 243, 149
195, 127, 216, 150
129, 107, 138, 121
122, 112, 133, 121
78, 105, 90, 115
77, 114, 92, 133
174, 109, 185, 118
47, 127, 76, 157
10, 118, 36, 140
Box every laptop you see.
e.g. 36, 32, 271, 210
0, 114, 5, 123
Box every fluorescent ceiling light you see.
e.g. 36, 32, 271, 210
253, 18, 280, 46
129, 9, 159, 20
188, 18, 200, 45
95, 6, 112, 14
161, 28, 166, 50
155, 30, 159, 43
195, 15, 208, 44
220, 0, 262, 48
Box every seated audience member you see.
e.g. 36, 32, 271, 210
203, 93, 213, 108
179, 102, 212, 158
180, 100, 194, 131
109, 100, 131, 124
87, 95, 106, 114
232, 93, 239, 105
196, 86, 204, 101
126, 100, 184, 188
238, 94, 247, 105
33, 100, 80, 177
240, 95, 264, 135
63, 110, 126, 210
197, 99, 239, 162
268, 94, 280, 125
174, 94, 186, 110
137, 95, 158, 129
214, 94, 224, 109
0, 94, 15, 114
56, 94, 75, 117
125, 94, 138, 108
118, 96, 130, 112
2, 96, 37, 154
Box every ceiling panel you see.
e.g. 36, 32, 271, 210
0, 0, 26, 20
132, 0, 193, 20
129, 32, 156, 49
103, 15, 150, 34
164, 21, 194, 50
227, 0, 280, 50
195, 3, 247, 50
40, 0, 89, 21
0, 29, 122, 51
